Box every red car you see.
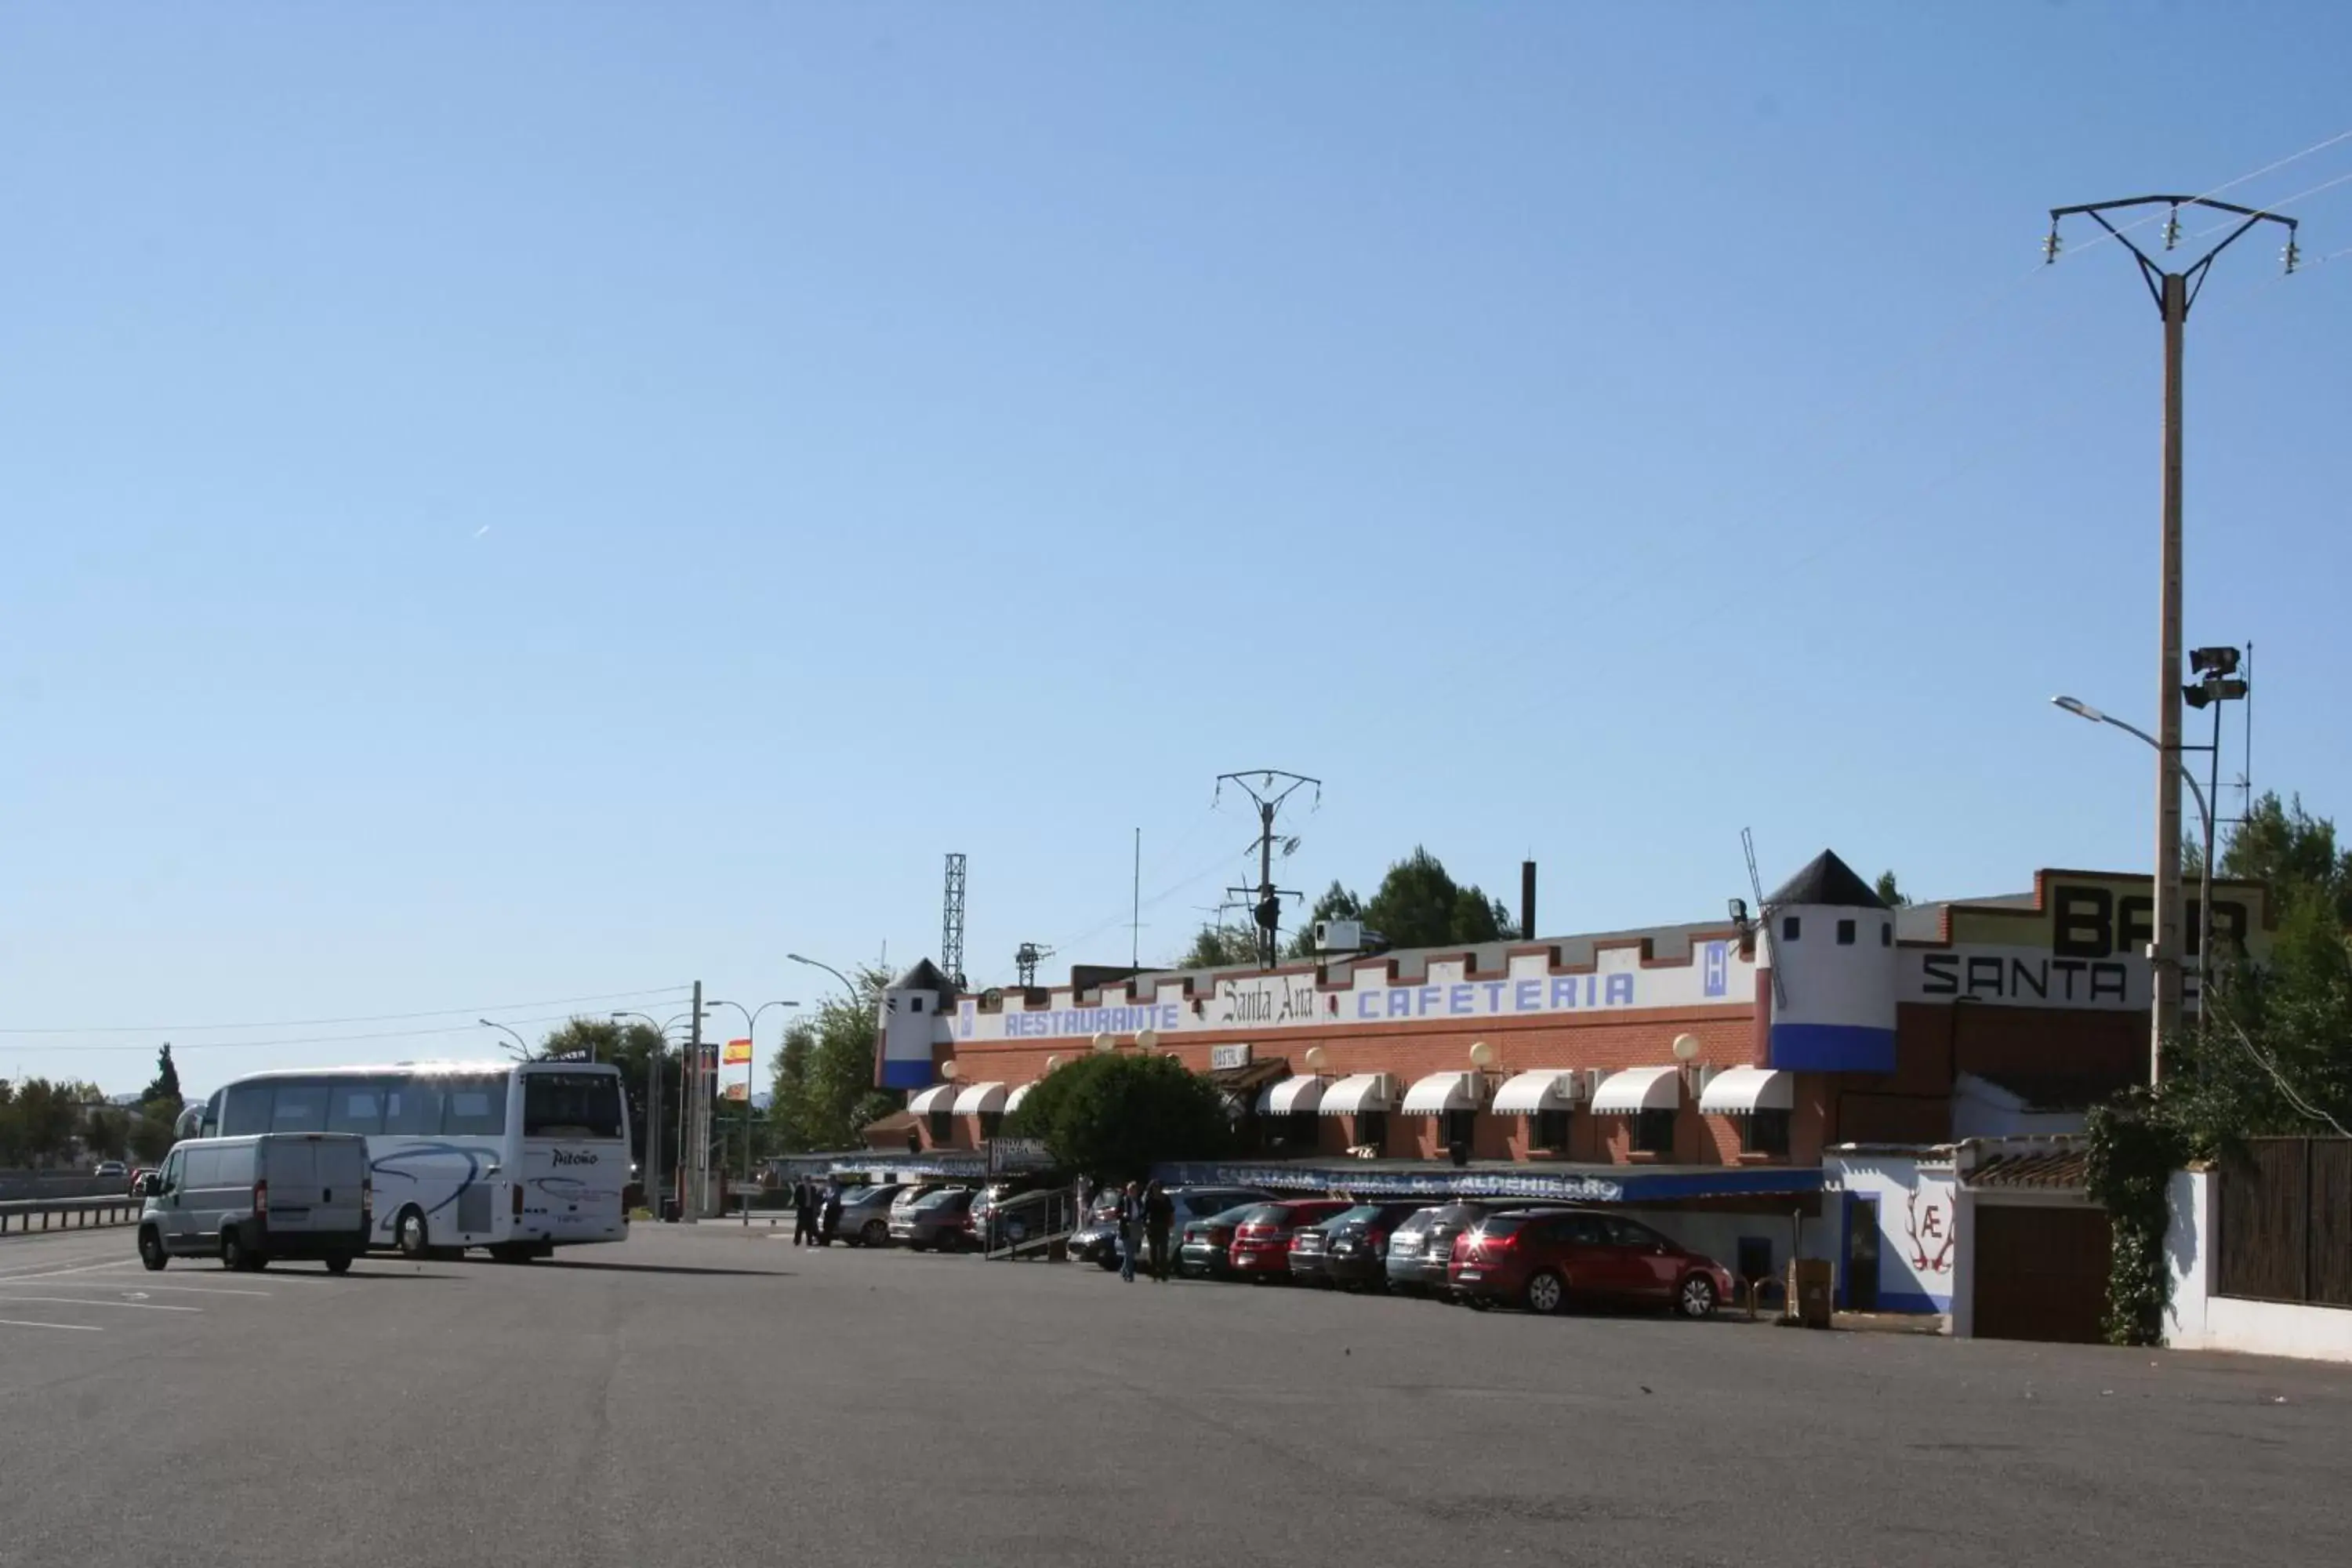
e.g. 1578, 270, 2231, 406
1227, 1200, 1353, 1282
1450, 1208, 1733, 1319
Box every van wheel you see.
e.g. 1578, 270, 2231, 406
395, 1207, 431, 1260
325, 1254, 354, 1275
138, 1228, 169, 1272
1524, 1269, 1567, 1316
220, 1228, 250, 1272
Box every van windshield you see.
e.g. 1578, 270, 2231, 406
523, 1073, 624, 1141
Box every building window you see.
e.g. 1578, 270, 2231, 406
927, 1110, 953, 1146
1442, 1108, 1475, 1152
1632, 1108, 1675, 1156
910, 996, 924, 1014
1531, 1109, 1570, 1151
978, 1112, 1003, 1140
1742, 1109, 1791, 1156
1284, 1111, 1317, 1149
1881, 921, 1893, 947
1355, 1110, 1388, 1152
1780, 915, 1800, 941
1836, 917, 1856, 946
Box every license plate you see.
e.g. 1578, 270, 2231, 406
1331, 1242, 1355, 1254
1457, 1269, 1483, 1282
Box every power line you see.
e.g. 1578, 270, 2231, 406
0, 984, 693, 1038
9, 1009, 612, 1056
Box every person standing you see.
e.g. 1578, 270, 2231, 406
1116, 1181, 1140, 1283
1142, 1180, 1175, 1283
790, 1177, 814, 1247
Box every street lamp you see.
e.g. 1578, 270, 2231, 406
2050, 694, 2222, 1023
479, 1018, 532, 1062
786, 953, 861, 999
706, 999, 801, 1221
611, 1008, 704, 1221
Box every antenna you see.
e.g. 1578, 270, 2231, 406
1215, 769, 1320, 967
941, 853, 967, 992
1014, 942, 1055, 989
1742, 827, 1788, 1010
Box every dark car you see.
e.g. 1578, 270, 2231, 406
1287, 1210, 1348, 1287
1176, 1203, 1263, 1279
1450, 1208, 1735, 1318
888, 1187, 977, 1251
1070, 1186, 1271, 1272
1228, 1199, 1353, 1282
1320, 1203, 1439, 1292
1384, 1201, 1570, 1296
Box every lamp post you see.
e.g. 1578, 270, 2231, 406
2051, 694, 2225, 1031
786, 953, 861, 998
611, 1011, 683, 1211
706, 999, 800, 1222
479, 1018, 532, 1062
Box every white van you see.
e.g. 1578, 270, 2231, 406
137, 1133, 372, 1273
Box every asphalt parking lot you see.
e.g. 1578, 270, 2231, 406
4, 1221, 2347, 1568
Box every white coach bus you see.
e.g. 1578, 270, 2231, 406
177, 1061, 631, 1260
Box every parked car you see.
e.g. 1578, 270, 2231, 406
94, 1160, 128, 1179
1320, 1203, 1439, 1292
1287, 1211, 1345, 1287
1228, 1199, 1353, 1282
889, 1187, 977, 1251
136, 1132, 372, 1274
890, 1182, 958, 1215
1450, 1208, 1735, 1318
834, 1184, 906, 1247
1384, 1201, 1568, 1296
1176, 1202, 1263, 1279
1070, 1186, 1272, 1271
966, 1185, 1075, 1250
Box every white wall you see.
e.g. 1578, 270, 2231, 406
1628, 1207, 1836, 1295
1822, 1153, 1957, 1315
1950, 1076, 2088, 1142
2165, 1169, 2352, 1364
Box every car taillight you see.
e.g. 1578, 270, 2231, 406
1479, 1230, 1518, 1250
253, 1179, 268, 1217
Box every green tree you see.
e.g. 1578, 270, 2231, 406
1874, 870, 1911, 909
1357, 847, 1518, 950
1173, 924, 1261, 970
2221, 792, 2352, 927
3, 1079, 83, 1167
143, 1044, 183, 1114
536, 1018, 670, 1166
84, 1105, 131, 1163
1001, 1051, 1232, 1185
768, 970, 899, 1152
128, 1106, 179, 1164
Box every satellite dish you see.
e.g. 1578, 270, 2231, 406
1671, 1033, 1702, 1062
1303, 1045, 1328, 1074
982, 987, 1004, 1007
1136, 1029, 1160, 1051
942, 1058, 961, 1080
1468, 1040, 1496, 1069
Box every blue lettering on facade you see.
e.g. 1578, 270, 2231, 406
1551, 976, 1578, 1009
1358, 991, 1380, 1019
1417, 986, 1443, 1017
1388, 988, 1412, 1018
1449, 985, 1473, 1015
1515, 979, 1541, 1012
1703, 942, 1728, 999
1606, 974, 1634, 1006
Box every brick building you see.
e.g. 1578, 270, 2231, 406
871, 851, 2267, 1207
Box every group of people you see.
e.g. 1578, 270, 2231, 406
789, 1177, 843, 1247
1077, 1174, 1176, 1283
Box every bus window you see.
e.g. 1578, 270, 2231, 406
524, 1073, 624, 1141
220, 1081, 274, 1136
383, 1076, 444, 1138
326, 1080, 392, 1136
270, 1080, 332, 1133
441, 1074, 508, 1137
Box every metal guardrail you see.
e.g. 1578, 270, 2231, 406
980, 1189, 1079, 1261
0, 1195, 145, 1236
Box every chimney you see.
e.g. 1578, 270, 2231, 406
1520, 860, 1537, 939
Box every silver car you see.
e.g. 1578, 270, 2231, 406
833, 1184, 906, 1247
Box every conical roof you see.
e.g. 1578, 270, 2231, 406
1766, 850, 1886, 911
892, 958, 957, 995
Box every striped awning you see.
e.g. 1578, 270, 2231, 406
1003, 1082, 1038, 1112
1317, 1073, 1397, 1116
1400, 1072, 1482, 1116
906, 1084, 957, 1116
951, 1082, 1007, 1116
1589, 1065, 1682, 1116
1256, 1076, 1327, 1116
1492, 1070, 1579, 1115
1698, 1066, 1791, 1116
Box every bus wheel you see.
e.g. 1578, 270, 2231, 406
395, 1207, 431, 1260
325, 1254, 354, 1275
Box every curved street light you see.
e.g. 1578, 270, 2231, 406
2050, 695, 2218, 1011
786, 953, 861, 1000
706, 999, 802, 1218
479, 1018, 532, 1062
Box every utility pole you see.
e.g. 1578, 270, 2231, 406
2044, 194, 2298, 1083
685, 979, 703, 1223
1217, 770, 1320, 967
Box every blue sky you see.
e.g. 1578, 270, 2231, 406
5, 4, 2348, 1095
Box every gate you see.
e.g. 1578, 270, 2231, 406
1973, 1205, 2112, 1344
2217, 1138, 2352, 1308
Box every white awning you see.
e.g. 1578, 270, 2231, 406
906, 1084, 957, 1115
1317, 1073, 1397, 1116
1002, 1082, 1038, 1113
1255, 1076, 1327, 1116
1493, 1069, 1579, 1116
1699, 1065, 1792, 1116
1400, 1071, 1481, 1116
951, 1081, 1007, 1116
1589, 1065, 1682, 1116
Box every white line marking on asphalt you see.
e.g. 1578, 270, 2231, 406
0, 1294, 201, 1313
0, 1260, 147, 1283
0, 1318, 104, 1331
3, 1280, 270, 1298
